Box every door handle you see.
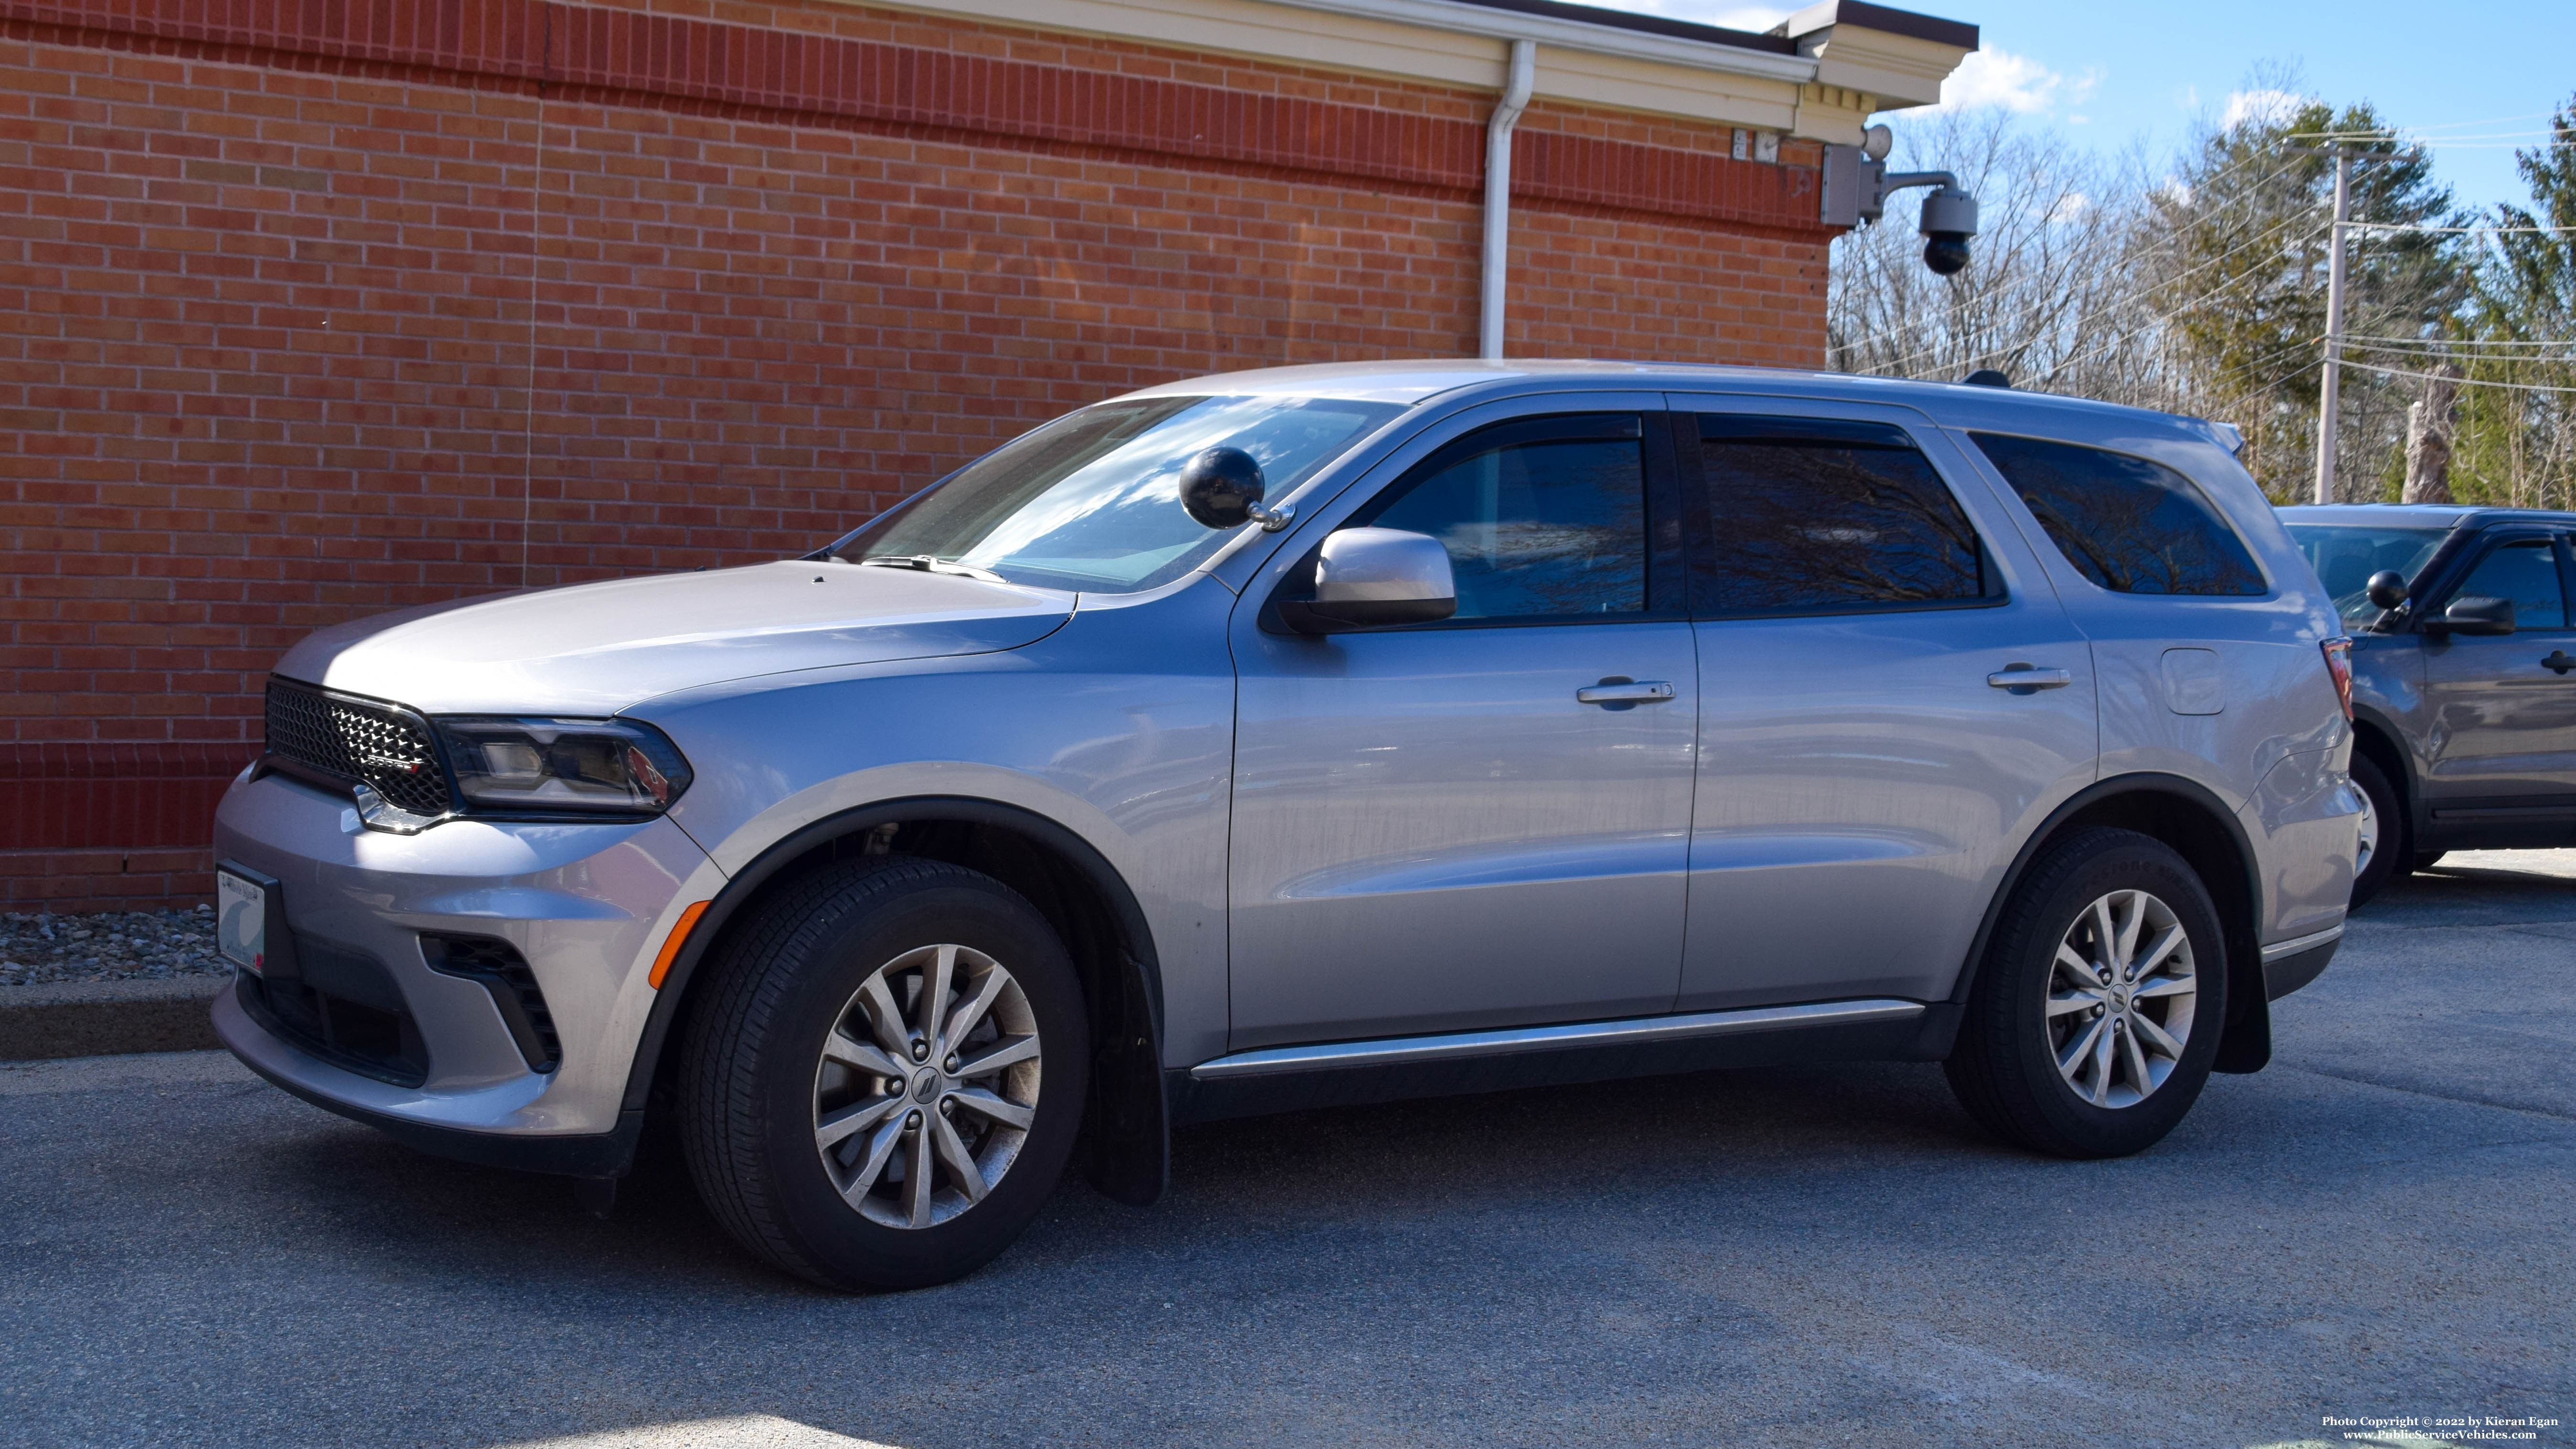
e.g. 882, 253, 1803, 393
1576, 679, 1676, 705
2546, 650, 2576, 675
1987, 666, 2073, 693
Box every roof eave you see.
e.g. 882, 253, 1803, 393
1271, 0, 1819, 83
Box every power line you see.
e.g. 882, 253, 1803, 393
1856, 128, 2475, 379
2336, 359, 2576, 394
2286, 128, 2571, 144
1857, 211, 2328, 377
2241, 343, 2337, 406
1838, 145, 2319, 372
2381, 112, 2565, 132
2342, 334, 2576, 351
2197, 331, 2331, 398
2346, 222, 2576, 234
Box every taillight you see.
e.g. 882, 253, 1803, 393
2321, 637, 2353, 721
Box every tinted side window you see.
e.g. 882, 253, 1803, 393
2454, 539, 2566, 629
1358, 416, 1647, 620
1970, 433, 2266, 597
1694, 416, 1986, 615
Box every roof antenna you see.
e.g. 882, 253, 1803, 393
1961, 369, 2010, 388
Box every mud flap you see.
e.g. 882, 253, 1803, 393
1081, 951, 1169, 1206
2213, 951, 2271, 1074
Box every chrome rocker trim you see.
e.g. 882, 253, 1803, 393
2259, 925, 2344, 961
1189, 999, 1926, 1081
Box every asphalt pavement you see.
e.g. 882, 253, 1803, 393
4, 854, 2572, 1449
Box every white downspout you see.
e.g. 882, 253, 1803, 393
1478, 38, 1535, 362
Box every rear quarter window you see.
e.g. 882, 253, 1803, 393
1970, 433, 2267, 597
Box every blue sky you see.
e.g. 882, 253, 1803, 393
1576, 0, 2576, 212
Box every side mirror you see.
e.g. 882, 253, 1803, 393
2365, 570, 2410, 611
1179, 447, 1290, 531
1279, 528, 1456, 634
2425, 595, 2516, 637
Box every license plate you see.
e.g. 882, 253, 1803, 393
216, 868, 269, 976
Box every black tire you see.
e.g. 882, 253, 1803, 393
1945, 827, 2229, 1159
677, 857, 1090, 1291
2348, 753, 2406, 909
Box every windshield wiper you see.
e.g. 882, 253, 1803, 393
858, 554, 1005, 583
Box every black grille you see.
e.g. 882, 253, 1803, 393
264, 677, 451, 816
423, 934, 561, 1074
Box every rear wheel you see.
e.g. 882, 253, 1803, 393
2349, 753, 2406, 908
678, 857, 1089, 1291
1945, 828, 2228, 1159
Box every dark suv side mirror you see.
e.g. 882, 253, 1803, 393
2425, 595, 2517, 637
2365, 570, 2409, 611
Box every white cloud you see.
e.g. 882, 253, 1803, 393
1933, 48, 2100, 116
2223, 88, 2308, 130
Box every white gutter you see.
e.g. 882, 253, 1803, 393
1272, 0, 1817, 83
1479, 38, 1535, 362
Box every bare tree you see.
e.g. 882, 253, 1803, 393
1828, 88, 2476, 505
1828, 112, 2169, 406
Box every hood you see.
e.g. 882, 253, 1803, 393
276, 561, 1074, 714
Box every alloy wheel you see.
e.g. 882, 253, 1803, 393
2354, 784, 2380, 878
811, 943, 1042, 1229
2046, 889, 2198, 1109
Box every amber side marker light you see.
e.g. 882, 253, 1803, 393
650, 900, 713, 989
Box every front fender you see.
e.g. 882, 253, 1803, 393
636, 586, 1240, 1072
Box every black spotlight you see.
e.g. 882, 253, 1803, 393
1177, 446, 1268, 530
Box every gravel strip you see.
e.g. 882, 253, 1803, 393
0, 907, 230, 986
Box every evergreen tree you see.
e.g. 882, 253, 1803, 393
2153, 97, 2468, 501
2449, 98, 2576, 506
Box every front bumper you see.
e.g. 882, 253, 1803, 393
215, 981, 643, 1176
212, 768, 725, 1144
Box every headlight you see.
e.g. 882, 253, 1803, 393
432, 717, 693, 817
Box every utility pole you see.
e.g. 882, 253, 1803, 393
2314, 149, 2354, 504
2290, 143, 2366, 504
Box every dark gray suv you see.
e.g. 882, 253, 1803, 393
2282, 503, 2576, 904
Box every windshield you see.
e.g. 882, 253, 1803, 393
835, 394, 1406, 593
2283, 522, 2450, 624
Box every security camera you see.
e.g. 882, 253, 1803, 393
1821, 151, 1983, 277
1918, 185, 1978, 277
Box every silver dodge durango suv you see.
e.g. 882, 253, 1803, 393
212, 362, 2360, 1289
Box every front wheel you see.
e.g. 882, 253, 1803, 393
1945, 828, 2228, 1159
678, 857, 1090, 1290
2348, 753, 2405, 908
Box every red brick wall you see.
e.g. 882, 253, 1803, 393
0, 0, 1834, 909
